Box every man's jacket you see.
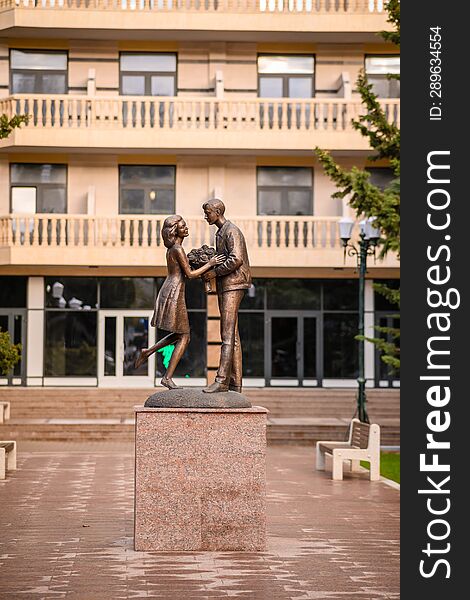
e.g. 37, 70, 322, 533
214, 220, 252, 293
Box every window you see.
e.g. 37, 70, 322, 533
239, 313, 265, 378
323, 313, 359, 379
257, 167, 313, 216
10, 50, 68, 94
100, 278, 155, 309
266, 279, 320, 310
323, 280, 358, 311
258, 55, 314, 98
11, 164, 67, 213
0, 277, 27, 308
120, 53, 177, 96
365, 55, 400, 98
44, 312, 97, 377
119, 165, 175, 214
45, 277, 97, 310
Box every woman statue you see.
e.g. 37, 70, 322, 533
135, 215, 224, 390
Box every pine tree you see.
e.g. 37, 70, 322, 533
315, 0, 400, 371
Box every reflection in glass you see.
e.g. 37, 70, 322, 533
45, 277, 97, 309
239, 313, 264, 378
151, 76, 175, 96
123, 317, 149, 376
104, 317, 116, 376
12, 315, 22, 377
271, 317, 297, 378
257, 167, 313, 216
374, 279, 400, 311
365, 56, 400, 75
259, 77, 283, 98
120, 53, 176, 72
44, 312, 97, 377
365, 56, 400, 98
303, 317, 316, 379
323, 313, 358, 378
377, 315, 400, 382
119, 165, 175, 214
288, 77, 312, 98
11, 163, 67, 185
267, 279, 320, 310
11, 50, 67, 70
258, 166, 312, 187
156, 312, 206, 378
258, 55, 314, 74
100, 278, 155, 309
11, 164, 67, 213
323, 280, 358, 311
240, 280, 266, 310
122, 75, 145, 95
0, 277, 27, 308
184, 279, 206, 310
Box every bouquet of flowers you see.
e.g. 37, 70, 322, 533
188, 244, 218, 293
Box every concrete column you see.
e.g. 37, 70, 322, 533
365, 279, 375, 387
26, 277, 44, 386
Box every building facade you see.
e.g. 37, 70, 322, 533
0, 1, 400, 389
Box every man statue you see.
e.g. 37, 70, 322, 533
202, 199, 252, 393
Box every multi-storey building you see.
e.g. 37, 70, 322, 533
0, 1, 399, 390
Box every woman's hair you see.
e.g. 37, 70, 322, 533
162, 215, 183, 249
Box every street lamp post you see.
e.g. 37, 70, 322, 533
338, 216, 381, 423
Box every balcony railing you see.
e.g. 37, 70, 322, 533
0, 95, 400, 151
1, 213, 344, 250
0, 213, 399, 269
2, 0, 386, 16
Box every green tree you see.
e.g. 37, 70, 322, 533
0, 330, 21, 376
0, 114, 29, 140
315, 0, 400, 371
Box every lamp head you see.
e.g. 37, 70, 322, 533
365, 216, 381, 243
338, 217, 354, 246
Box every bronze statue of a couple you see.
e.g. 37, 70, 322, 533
135, 199, 251, 394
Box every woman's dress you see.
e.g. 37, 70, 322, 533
151, 246, 190, 334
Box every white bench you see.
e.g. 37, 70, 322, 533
316, 418, 380, 481
1, 441, 17, 479
0, 401, 10, 424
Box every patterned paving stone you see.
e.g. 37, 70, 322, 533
0, 444, 399, 599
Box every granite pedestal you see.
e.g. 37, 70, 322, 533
134, 405, 268, 552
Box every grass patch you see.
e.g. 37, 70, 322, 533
361, 452, 400, 484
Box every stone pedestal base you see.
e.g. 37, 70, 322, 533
134, 406, 268, 552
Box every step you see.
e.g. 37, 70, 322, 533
0, 416, 400, 445
0, 388, 400, 428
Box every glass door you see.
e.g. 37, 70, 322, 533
266, 311, 321, 387
98, 311, 155, 387
0, 310, 26, 386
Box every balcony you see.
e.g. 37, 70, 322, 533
0, 95, 400, 154
0, 1, 390, 42
0, 213, 399, 271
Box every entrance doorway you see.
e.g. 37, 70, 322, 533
265, 311, 321, 386
98, 311, 155, 387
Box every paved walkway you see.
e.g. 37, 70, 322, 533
0, 443, 399, 599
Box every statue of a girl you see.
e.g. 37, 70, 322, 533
135, 215, 223, 390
